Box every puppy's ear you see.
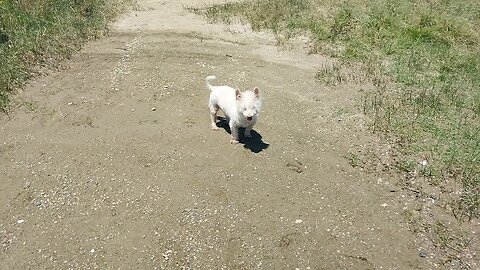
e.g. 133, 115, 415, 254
254, 87, 260, 98
236, 89, 242, 100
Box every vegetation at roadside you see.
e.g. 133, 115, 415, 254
187, 0, 480, 221
0, 0, 132, 112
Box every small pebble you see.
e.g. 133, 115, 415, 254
295, 219, 303, 224
17, 220, 25, 224
419, 251, 428, 258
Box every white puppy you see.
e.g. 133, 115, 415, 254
206, 75, 261, 144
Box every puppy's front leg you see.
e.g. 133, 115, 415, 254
244, 124, 254, 138
229, 122, 240, 144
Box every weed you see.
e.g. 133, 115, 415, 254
346, 151, 361, 168
330, 6, 354, 41
315, 64, 345, 86
432, 221, 475, 268
23, 100, 38, 112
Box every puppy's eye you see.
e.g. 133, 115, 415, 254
242, 108, 247, 111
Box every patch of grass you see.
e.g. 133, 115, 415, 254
23, 99, 38, 112
189, 0, 480, 220
315, 64, 346, 86
0, 0, 133, 111
345, 151, 361, 168
431, 221, 475, 268
186, 0, 311, 44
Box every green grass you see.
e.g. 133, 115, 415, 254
188, 0, 480, 220
0, 0, 132, 112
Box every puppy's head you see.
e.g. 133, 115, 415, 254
236, 87, 261, 122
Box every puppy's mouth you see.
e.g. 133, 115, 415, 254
246, 116, 253, 121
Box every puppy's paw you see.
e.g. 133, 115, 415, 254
230, 139, 239, 144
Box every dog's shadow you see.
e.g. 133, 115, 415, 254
216, 117, 269, 153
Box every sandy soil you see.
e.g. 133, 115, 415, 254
0, 1, 434, 269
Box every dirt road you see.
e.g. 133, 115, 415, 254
1, 1, 431, 269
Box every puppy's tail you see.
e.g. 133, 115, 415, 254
205, 75, 217, 91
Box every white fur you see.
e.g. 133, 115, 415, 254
206, 75, 261, 144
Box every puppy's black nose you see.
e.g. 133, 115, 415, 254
247, 116, 253, 121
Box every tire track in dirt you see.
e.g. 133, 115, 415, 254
110, 36, 142, 93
